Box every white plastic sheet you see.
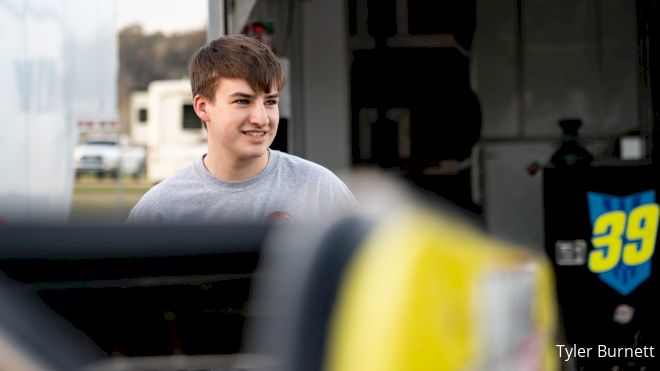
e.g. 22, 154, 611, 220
0, 0, 117, 223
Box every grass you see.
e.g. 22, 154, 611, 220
69, 174, 153, 224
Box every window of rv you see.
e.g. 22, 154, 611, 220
138, 108, 148, 123
182, 104, 203, 129
85, 140, 119, 146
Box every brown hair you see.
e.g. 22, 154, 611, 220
188, 34, 284, 100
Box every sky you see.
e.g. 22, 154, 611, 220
115, 0, 208, 34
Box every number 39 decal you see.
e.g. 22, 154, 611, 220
589, 204, 659, 272
587, 191, 657, 295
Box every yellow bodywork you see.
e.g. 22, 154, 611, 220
325, 206, 558, 371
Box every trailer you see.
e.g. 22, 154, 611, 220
136, 80, 207, 184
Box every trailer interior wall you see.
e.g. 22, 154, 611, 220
299, 0, 351, 171
0, 0, 117, 223
473, 0, 641, 248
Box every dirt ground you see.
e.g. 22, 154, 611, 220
69, 175, 153, 224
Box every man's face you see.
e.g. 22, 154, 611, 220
199, 78, 279, 162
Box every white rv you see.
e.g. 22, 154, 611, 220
141, 80, 208, 184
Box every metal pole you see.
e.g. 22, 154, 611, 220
207, 0, 227, 41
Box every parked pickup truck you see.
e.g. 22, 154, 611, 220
74, 138, 146, 179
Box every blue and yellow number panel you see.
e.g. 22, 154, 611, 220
587, 190, 658, 295
543, 165, 659, 370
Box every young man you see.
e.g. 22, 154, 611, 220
127, 35, 356, 224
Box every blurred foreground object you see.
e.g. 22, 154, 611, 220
0, 225, 268, 371
0, 272, 104, 371
248, 171, 559, 371
0, 172, 559, 370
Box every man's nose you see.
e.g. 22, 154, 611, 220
250, 104, 269, 127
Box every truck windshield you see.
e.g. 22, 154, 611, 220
85, 141, 118, 146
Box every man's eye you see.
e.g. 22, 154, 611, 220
234, 99, 249, 105
265, 100, 278, 105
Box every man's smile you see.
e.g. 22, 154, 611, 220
243, 130, 267, 137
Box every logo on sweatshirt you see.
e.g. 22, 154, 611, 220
266, 211, 294, 222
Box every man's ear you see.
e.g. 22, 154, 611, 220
193, 95, 210, 123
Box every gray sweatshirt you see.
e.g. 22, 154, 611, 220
127, 150, 356, 224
